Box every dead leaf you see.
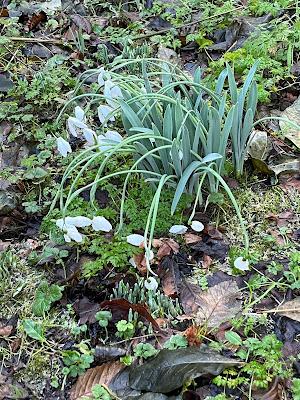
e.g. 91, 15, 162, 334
268, 297, 300, 322
180, 280, 242, 328
279, 96, 300, 148
25, 11, 47, 31
70, 362, 125, 400
0, 8, 9, 17
253, 378, 282, 400
0, 324, 13, 337
133, 253, 147, 275
182, 325, 202, 347
266, 210, 296, 227
74, 297, 100, 325
205, 225, 224, 240
184, 233, 202, 244
279, 173, 300, 191
158, 256, 180, 298
129, 346, 243, 393
100, 299, 161, 331
152, 238, 179, 260
191, 239, 229, 260
202, 254, 213, 269
71, 15, 92, 34
94, 346, 126, 363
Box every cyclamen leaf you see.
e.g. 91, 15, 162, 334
23, 319, 45, 341
32, 282, 64, 316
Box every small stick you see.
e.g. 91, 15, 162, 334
6, 36, 68, 45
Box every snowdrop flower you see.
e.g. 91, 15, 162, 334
129, 257, 136, 267
64, 225, 83, 243
97, 131, 123, 152
98, 105, 115, 125
191, 220, 204, 232
57, 137, 72, 157
234, 257, 250, 271
105, 130, 122, 143
169, 225, 188, 235
104, 79, 123, 108
74, 106, 85, 121
92, 216, 112, 232
145, 249, 154, 261
83, 128, 96, 145
56, 216, 92, 243
97, 67, 106, 87
144, 277, 158, 291
127, 234, 144, 246
67, 116, 88, 137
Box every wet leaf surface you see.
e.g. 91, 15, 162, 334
74, 297, 100, 325
129, 346, 243, 393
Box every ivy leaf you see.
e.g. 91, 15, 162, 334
23, 319, 45, 342
32, 282, 64, 316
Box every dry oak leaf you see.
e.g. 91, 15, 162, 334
269, 297, 300, 322
180, 280, 242, 328
184, 233, 202, 244
70, 362, 125, 400
152, 238, 179, 260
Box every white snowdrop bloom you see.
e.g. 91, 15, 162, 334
57, 137, 72, 157
97, 134, 110, 152
169, 149, 183, 161
129, 257, 136, 267
74, 106, 85, 121
65, 216, 92, 228
169, 225, 188, 235
234, 257, 250, 271
64, 225, 83, 243
83, 128, 96, 145
145, 249, 154, 261
92, 216, 112, 232
191, 220, 204, 232
144, 277, 158, 291
105, 130, 122, 143
97, 67, 106, 87
98, 105, 115, 125
127, 234, 144, 246
104, 80, 123, 108
56, 218, 67, 230
67, 116, 88, 137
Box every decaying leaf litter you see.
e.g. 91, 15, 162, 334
0, 0, 300, 399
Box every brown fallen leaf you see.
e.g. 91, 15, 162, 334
182, 325, 202, 347
133, 253, 147, 275
267, 210, 296, 227
253, 377, 282, 400
74, 297, 100, 325
0, 324, 13, 337
279, 173, 300, 191
100, 299, 161, 331
158, 256, 180, 298
25, 11, 47, 31
70, 362, 125, 400
267, 297, 300, 322
180, 280, 242, 328
152, 238, 179, 260
184, 233, 202, 244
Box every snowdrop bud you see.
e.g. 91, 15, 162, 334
127, 234, 144, 246
57, 137, 72, 157
98, 105, 115, 125
65, 225, 83, 243
169, 225, 188, 235
83, 128, 96, 145
65, 216, 92, 228
191, 220, 204, 232
234, 257, 250, 271
74, 106, 85, 121
144, 277, 158, 291
92, 216, 112, 232
129, 257, 136, 267
105, 130, 122, 143
97, 67, 105, 87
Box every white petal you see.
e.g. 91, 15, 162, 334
68, 117, 87, 129
97, 67, 105, 87
92, 216, 112, 232
129, 257, 136, 267
169, 225, 188, 235
191, 221, 204, 232
105, 130, 122, 143
57, 137, 72, 157
74, 106, 85, 121
127, 234, 144, 246
144, 277, 158, 291
145, 249, 154, 261
64, 233, 71, 242
97, 135, 111, 152
234, 257, 250, 271
56, 218, 66, 230
65, 216, 92, 227
67, 118, 78, 137
98, 105, 115, 125
110, 84, 122, 99
83, 128, 96, 145
66, 226, 83, 242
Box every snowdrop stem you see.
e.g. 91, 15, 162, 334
188, 172, 207, 225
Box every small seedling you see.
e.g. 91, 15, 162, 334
116, 320, 135, 339
163, 334, 188, 350
133, 343, 158, 359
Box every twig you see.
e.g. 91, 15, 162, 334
6, 36, 68, 45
